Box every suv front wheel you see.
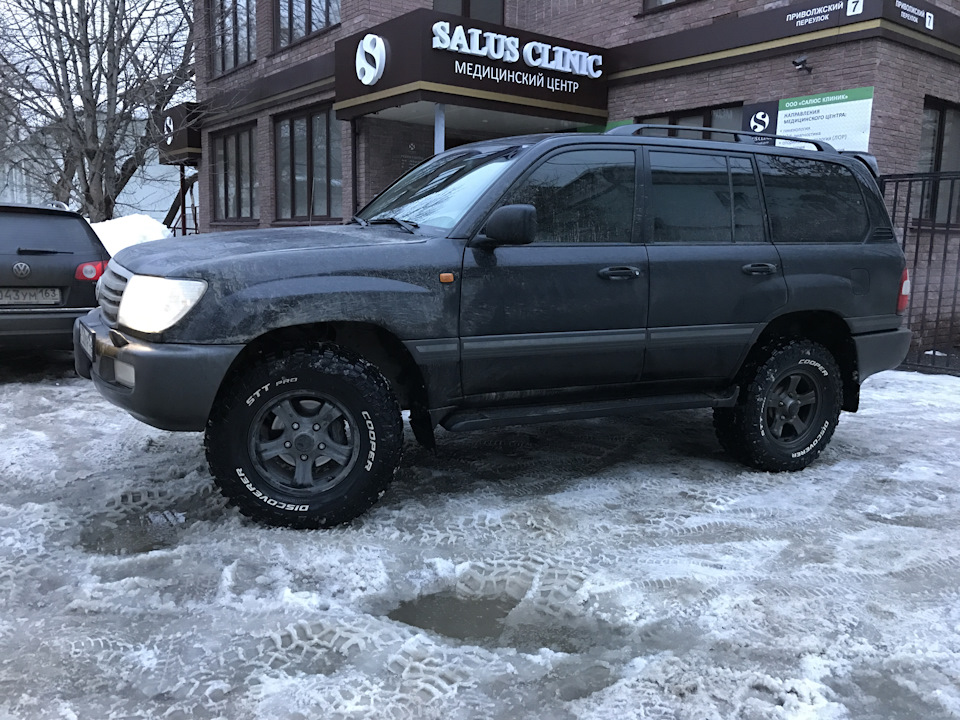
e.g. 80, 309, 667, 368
714, 340, 842, 472
205, 344, 403, 528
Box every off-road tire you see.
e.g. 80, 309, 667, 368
713, 340, 842, 472
205, 344, 402, 528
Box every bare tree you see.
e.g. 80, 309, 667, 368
0, 0, 193, 221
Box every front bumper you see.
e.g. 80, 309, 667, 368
74, 309, 245, 431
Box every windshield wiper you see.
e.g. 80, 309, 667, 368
370, 217, 418, 234
17, 247, 72, 255
349, 215, 369, 228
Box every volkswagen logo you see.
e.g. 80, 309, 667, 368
12, 262, 30, 279
356, 34, 386, 86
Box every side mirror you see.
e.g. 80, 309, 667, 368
475, 204, 537, 248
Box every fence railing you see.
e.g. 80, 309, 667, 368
880, 171, 960, 375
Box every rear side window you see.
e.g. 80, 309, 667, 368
648, 151, 765, 244
757, 156, 869, 243
500, 149, 636, 244
0, 212, 102, 254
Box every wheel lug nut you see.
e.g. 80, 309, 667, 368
292, 422, 300, 430
313, 424, 320, 431
319, 443, 326, 450
284, 441, 292, 448
300, 454, 308, 461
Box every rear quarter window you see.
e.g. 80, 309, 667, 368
0, 212, 104, 254
757, 156, 869, 244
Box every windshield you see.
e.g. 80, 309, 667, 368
357, 146, 523, 231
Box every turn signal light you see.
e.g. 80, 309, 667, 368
897, 268, 910, 315
75, 261, 106, 281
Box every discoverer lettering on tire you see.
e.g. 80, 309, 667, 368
205, 345, 402, 529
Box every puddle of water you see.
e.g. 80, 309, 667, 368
388, 591, 519, 641
79, 510, 185, 555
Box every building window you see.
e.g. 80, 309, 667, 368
212, 126, 258, 221
212, 0, 256, 75
277, 0, 341, 48
275, 109, 342, 220
640, 105, 743, 141
434, 0, 503, 24
919, 98, 959, 224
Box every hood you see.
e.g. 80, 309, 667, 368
112, 224, 426, 278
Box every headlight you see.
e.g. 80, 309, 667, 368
118, 275, 207, 334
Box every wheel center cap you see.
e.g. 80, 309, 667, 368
294, 434, 314, 452
785, 399, 801, 419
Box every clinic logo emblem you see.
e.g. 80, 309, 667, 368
356, 34, 386, 86
164, 115, 175, 145
750, 111, 771, 133
12, 262, 31, 279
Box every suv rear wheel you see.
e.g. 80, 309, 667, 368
205, 344, 403, 528
714, 340, 842, 472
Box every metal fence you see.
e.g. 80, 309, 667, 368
880, 171, 960, 375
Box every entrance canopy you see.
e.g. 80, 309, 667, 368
334, 9, 608, 126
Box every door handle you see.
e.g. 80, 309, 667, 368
598, 266, 641, 280
741, 263, 777, 276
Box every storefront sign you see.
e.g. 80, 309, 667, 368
743, 87, 874, 151
431, 21, 603, 78
335, 9, 607, 121
158, 102, 202, 166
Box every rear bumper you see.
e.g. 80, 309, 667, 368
854, 326, 912, 381
0, 307, 93, 349
73, 309, 245, 431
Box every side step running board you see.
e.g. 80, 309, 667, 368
440, 388, 739, 432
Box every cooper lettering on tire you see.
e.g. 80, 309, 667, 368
713, 340, 842, 472
205, 344, 402, 528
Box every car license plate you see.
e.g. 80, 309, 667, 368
80, 323, 95, 360
0, 287, 61, 305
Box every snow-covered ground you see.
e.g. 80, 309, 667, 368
1, 355, 959, 720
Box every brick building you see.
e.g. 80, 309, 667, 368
178, 0, 960, 233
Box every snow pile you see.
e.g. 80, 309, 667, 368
90, 214, 171, 256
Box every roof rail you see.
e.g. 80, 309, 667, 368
604, 124, 838, 153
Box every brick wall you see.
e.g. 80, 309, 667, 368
608, 38, 960, 177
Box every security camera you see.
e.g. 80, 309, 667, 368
792, 55, 813, 73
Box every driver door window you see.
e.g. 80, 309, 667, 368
500, 149, 637, 243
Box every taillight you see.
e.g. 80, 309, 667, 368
897, 268, 910, 315
75, 261, 105, 281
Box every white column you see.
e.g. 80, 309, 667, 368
434, 103, 446, 155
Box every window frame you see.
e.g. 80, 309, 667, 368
211, 0, 257, 76
211, 124, 259, 222
433, 0, 504, 24
638, 104, 744, 141
274, 107, 342, 222
275, 0, 341, 50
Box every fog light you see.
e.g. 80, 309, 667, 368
114, 360, 135, 388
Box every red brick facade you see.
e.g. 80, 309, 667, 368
193, 0, 960, 233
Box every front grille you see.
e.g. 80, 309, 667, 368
97, 261, 132, 326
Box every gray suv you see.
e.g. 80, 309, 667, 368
75, 125, 911, 528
